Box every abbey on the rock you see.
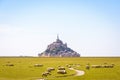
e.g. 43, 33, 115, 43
38, 35, 80, 57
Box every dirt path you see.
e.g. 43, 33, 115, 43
69, 68, 85, 76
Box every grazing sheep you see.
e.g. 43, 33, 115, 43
42, 73, 48, 77
34, 64, 43, 67
110, 65, 114, 68
42, 72, 51, 77
111, 64, 115, 66
57, 70, 67, 74
111, 64, 115, 68
91, 64, 114, 68
47, 67, 55, 72
66, 64, 80, 68
102, 65, 107, 68
45, 72, 51, 75
66, 64, 69, 67
67, 65, 72, 68
86, 65, 90, 70
58, 67, 65, 70
6, 64, 14, 66
91, 65, 102, 68
66, 64, 72, 68
103, 65, 114, 68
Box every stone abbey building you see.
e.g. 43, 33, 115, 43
38, 35, 80, 57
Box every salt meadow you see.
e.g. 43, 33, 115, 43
0, 57, 120, 80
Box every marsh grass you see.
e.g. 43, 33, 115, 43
0, 57, 120, 80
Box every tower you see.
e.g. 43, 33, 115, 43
56, 34, 63, 43
57, 34, 59, 40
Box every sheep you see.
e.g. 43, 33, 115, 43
34, 64, 43, 67
45, 72, 51, 75
111, 64, 115, 68
110, 65, 114, 68
102, 65, 114, 68
91, 65, 102, 68
42, 73, 48, 77
91, 64, 114, 68
42, 72, 51, 77
86, 65, 90, 70
47, 67, 55, 72
57, 70, 67, 74
66, 64, 72, 68
58, 67, 65, 70
6, 64, 14, 66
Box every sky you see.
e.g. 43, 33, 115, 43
0, 0, 120, 56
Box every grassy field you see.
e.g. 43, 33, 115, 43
0, 57, 120, 80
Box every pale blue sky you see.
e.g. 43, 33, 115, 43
0, 0, 120, 56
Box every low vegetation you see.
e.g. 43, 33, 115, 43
0, 57, 120, 80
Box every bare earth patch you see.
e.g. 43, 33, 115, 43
69, 68, 85, 76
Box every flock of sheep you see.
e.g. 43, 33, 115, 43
41, 66, 67, 77
4, 62, 115, 79
86, 63, 115, 70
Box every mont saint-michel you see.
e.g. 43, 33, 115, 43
38, 35, 80, 57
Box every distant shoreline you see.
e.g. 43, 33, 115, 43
0, 56, 120, 58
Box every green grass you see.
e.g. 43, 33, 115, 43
0, 57, 120, 80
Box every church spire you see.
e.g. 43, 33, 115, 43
56, 34, 62, 43
57, 34, 59, 40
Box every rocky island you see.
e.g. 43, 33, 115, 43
38, 35, 80, 57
